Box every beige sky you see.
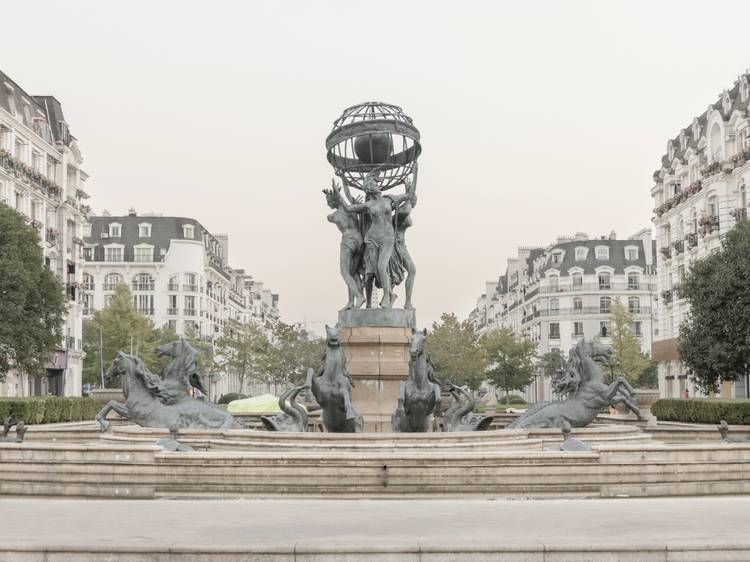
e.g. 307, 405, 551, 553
5, 0, 750, 333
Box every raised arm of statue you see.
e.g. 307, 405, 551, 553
333, 180, 367, 213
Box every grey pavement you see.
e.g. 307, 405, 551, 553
1, 496, 750, 560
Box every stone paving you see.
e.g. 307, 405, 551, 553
1, 496, 750, 560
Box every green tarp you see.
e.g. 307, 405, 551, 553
227, 393, 308, 414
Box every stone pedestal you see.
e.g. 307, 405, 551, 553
338, 308, 415, 432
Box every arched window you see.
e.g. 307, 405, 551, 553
168, 275, 179, 292
572, 273, 583, 287
184, 272, 198, 292
82, 273, 94, 291
598, 272, 611, 290
103, 272, 123, 290
627, 272, 640, 290
600, 296, 612, 314
708, 195, 718, 217
573, 297, 583, 312
547, 275, 559, 292
132, 273, 155, 291
628, 296, 640, 314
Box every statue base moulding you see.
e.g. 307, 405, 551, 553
338, 308, 415, 432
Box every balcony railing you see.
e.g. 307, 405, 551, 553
184, 308, 197, 316
183, 284, 198, 292
132, 283, 155, 291
522, 306, 651, 321
730, 207, 748, 222
166, 308, 179, 316
102, 283, 120, 290
136, 308, 154, 316
167, 283, 179, 291
538, 283, 655, 294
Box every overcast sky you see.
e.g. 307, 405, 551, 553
5, 1, 750, 333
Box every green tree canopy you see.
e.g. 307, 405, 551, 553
214, 318, 271, 395
0, 204, 67, 380
539, 349, 566, 380
266, 321, 323, 388
82, 284, 160, 387
678, 221, 750, 394
609, 298, 651, 385
426, 312, 487, 390
480, 328, 537, 403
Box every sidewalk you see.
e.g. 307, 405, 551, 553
1, 496, 749, 561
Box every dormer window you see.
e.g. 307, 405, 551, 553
625, 246, 639, 261
595, 246, 609, 260
722, 91, 732, 114
109, 223, 122, 237
138, 223, 152, 237
550, 251, 562, 265
575, 247, 587, 261
183, 224, 195, 239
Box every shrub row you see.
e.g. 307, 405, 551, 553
0, 397, 101, 424
652, 398, 750, 425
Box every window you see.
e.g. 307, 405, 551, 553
82, 273, 94, 291
167, 295, 179, 315
83, 247, 93, 261
549, 298, 559, 314
600, 296, 612, 314
575, 247, 587, 261
183, 224, 195, 239
109, 223, 122, 237
103, 272, 123, 290
184, 295, 196, 315
134, 246, 153, 262
595, 247, 609, 260
573, 321, 584, 336
628, 296, 640, 314
168, 275, 179, 291
133, 294, 154, 315
572, 273, 582, 287
598, 273, 611, 290
572, 297, 583, 312
104, 294, 114, 308
132, 273, 154, 291
548, 275, 559, 292
138, 223, 152, 237
184, 272, 198, 291
678, 265, 686, 283
627, 272, 640, 290
83, 223, 92, 237
105, 246, 123, 262
631, 321, 642, 336
708, 196, 718, 218
625, 247, 639, 261
550, 251, 562, 265
549, 322, 560, 338
599, 321, 610, 338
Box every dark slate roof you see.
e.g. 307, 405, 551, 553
84, 215, 228, 276
539, 239, 647, 276
526, 248, 545, 275
0, 70, 72, 145
655, 73, 749, 175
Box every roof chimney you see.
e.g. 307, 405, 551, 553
128, 207, 137, 217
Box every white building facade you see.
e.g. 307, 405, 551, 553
0, 71, 89, 398
651, 72, 750, 400
470, 231, 657, 403
81, 211, 280, 398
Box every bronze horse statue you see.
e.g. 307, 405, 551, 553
310, 325, 363, 433
508, 340, 644, 429
95, 347, 240, 431
395, 329, 441, 432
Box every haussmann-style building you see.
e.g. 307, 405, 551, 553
0, 70, 90, 398
651, 70, 750, 400
469, 230, 657, 402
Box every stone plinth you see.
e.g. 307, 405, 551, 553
338, 308, 415, 432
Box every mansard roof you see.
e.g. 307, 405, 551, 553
539, 239, 647, 276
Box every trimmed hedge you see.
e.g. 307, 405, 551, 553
0, 397, 100, 424
652, 399, 750, 425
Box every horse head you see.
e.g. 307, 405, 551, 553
410, 328, 427, 362
553, 366, 581, 396
325, 324, 341, 347
569, 340, 610, 384
105, 351, 132, 384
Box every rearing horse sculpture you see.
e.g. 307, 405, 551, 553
95, 350, 240, 431
395, 329, 441, 433
310, 325, 363, 433
261, 385, 308, 432
508, 340, 645, 429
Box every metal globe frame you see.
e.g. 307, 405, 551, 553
325, 102, 421, 191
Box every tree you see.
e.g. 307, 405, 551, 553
0, 204, 67, 381
214, 319, 271, 395
480, 328, 537, 403
427, 312, 486, 390
678, 220, 750, 394
82, 284, 160, 387
609, 298, 651, 385
266, 321, 323, 389
539, 349, 566, 380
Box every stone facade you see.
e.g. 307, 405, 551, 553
470, 231, 656, 402
651, 71, 750, 400
0, 70, 88, 398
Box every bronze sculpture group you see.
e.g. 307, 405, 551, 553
324, 172, 417, 310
